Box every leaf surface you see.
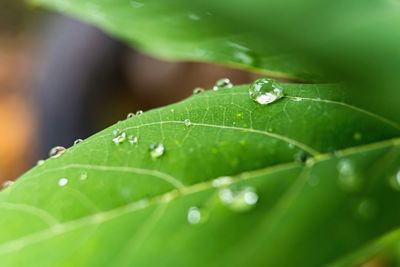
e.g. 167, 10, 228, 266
0, 84, 399, 266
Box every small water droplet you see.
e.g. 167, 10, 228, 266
74, 139, 83, 145
288, 143, 295, 149
127, 112, 135, 119
187, 206, 204, 225
294, 150, 310, 163
113, 132, 127, 145
36, 159, 45, 166
357, 198, 378, 220
136, 110, 143, 116
58, 177, 69, 187
193, 87, 204, 95
218, 186, 258, 212
337, 159, 363, 192
112, 129, 121, 137
184, 119, 192, 127
188, 13, 200, 20
213, 78, 233, 90
249, 78, 284, 105
353, 132, 362, 141
2, 180, 14, 189
388, 169, 400, 191
212, 176, 233, 187
128, 135, 138, 145
130, 0, 144, 8
292, 97, 302, 101
149, 143, 165, 159
80, 172, 88, 181
49, 146, 66, 158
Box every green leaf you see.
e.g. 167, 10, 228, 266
0, 84, 399, 266
29, 0, 322, 81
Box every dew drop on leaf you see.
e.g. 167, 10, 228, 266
149, 143, 165, 159
184, 119, 192, 127
213, 78, 233, 90
337, 159, 363, 192
212, 176, 233, 187
128, 135, 138, 145
74, 139, 83, 146
356, 198, 378, 220
136, 110, 144, 116
193, 87, 204, 95
113, 132, 127, 145
49, 146, 66, 158
293, 150, 310, 163
58, 177, 69, 187
388, 169, 400, 191
127, 112, 135, 119
36, 159, 45, 166
112, 129, 121, 137
218, 186, 259, 212
2, 180, 14, 189
249, 78, 284, 105
80, 172, 88, 181
187, 206, 203, 225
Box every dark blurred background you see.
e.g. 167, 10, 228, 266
0, 1, 254, 183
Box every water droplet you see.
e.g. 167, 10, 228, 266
127, 112, 135, 119
128, 135, 138, 145
149, 143, 165, 159
292, 97, 302, 101
249, 78, 284, 105
193, 87, 204, 95
212, 176, 233, 187
184, 119, 192, 127
188, 13, 200, 20
218, 186, 259, 212
113, 132, 127, 145
136, 110, 143, 116
2, 180, 14, 189
73, 139, 83, 145
357, 198, 378, 220
353, 132, 362, 141
294, 150, 310, 163
112, 129, 121, 137
58, 177, 69, 187
187, 206, 204, 225
130, 0, 144, 8
388, 169, 400, 191
49, 146, 66, 158
80, 172, 88, 181
337, 159, 363, 192
36, 159, 45, 166
213, 78, 233, 90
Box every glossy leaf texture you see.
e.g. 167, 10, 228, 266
0, 84, 400, 266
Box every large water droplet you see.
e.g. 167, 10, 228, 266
149, 143, 165, 159
249, 78, 284, 105
2, 180, 14, 189
128, 135, 138, 145
193, 87, 204, 95
337, 159, 363, 192
184, 119, 192, 127
49, 146, 66, 158
74, 139, 83, 146
218, 186, 258, 212
212, 176, 233, 187
113, 132, 127, 145
213, 78, 233, 91
187, 206, 205, 225
58, 177, 69, 187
